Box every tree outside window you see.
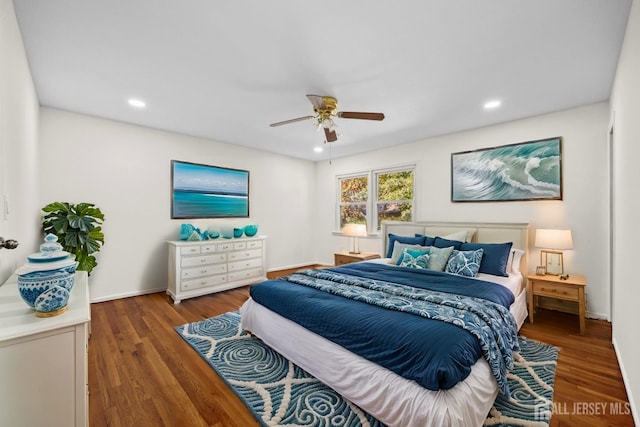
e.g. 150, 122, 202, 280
338, 167, 414, 232
375, 169, 414, 230
339, 175, 368, 228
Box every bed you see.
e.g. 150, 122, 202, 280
240, 221, 530, 427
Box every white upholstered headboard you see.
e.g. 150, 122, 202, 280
381, 221, 530, 276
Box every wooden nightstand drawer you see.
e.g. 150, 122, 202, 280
334, 252, 380, 266
532, 281, 579, 300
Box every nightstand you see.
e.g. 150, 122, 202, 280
334, 252, 381, 266
527, 273, 587, 334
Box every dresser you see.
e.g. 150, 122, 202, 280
167, 236, 267, 303
0, 271, 90, 427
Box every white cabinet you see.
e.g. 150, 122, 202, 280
167, 236, 267, 303
0, 271, 90, 427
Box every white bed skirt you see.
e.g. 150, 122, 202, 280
241, 299, 502, 427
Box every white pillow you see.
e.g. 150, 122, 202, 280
507, 249, 525, 275
443, 230, 468, 242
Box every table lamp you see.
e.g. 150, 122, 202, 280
342, 223, 367, 254
534, 228, 573, 277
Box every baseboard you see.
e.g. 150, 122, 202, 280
612, 337, 639, 425
266, 262, 325, 272
90, 287, 167, 303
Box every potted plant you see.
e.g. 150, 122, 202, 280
41, 202, 105, 275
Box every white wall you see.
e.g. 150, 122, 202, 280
314, 103, 611, 319
0, 0, 41, 282
610, 0, 640, 423
38, 108, 316, 301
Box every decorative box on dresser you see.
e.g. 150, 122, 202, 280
167, 236, 267, 303
0, 271, 90, 427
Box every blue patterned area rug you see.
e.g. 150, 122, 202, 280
175, 311, 558, 427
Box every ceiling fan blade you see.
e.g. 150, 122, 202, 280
338, 111, 385, 121
270, 116, 314, 127
306, 94, 326, 110
324, 128, 337, 142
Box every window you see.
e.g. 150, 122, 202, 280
338, 174, 368, 228
375, 169, 414, 231
337, 166, 414, 232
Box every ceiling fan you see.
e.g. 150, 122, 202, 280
270, 95, 385, 142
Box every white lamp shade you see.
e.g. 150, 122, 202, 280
535, 229, 573, 250
342, 223, 367, 237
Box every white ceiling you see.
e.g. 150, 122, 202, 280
13, 0, 632, 161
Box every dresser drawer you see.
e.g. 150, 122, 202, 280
218, 242, 234, 251
181, 254, 227, 268
246, 240, 262, 249
180, 245, 201, 256
201, 244, 218, 253
228, 257, 263, 272
181, 263, 227, 280
227, 267, 263, 282
532, 281, 579, 300
181, 274, 228, 291
228, 248, 262, 262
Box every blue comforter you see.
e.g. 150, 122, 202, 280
249, 262, 519, 396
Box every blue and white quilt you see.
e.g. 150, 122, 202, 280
249, 262, 519, 397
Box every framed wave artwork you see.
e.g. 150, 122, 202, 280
171, 160, 250, 219
451, 137, 562, 202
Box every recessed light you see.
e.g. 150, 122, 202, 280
313, 146, 323, 153
128, 98, 146, 109
484, 100, 501, 110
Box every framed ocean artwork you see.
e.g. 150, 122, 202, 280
451, 137, 562, 202
171, 160, 250, 218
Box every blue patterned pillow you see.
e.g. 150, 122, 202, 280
446, 249, 484, 277
399, 251, 430, 269
397, 248, 431, 265
426, 246, 454, 272
391, 243, 428, 265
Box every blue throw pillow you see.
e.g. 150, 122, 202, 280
460, 242, 513, 277
445, 249, 484, 277
433, 236, 464, 250
399, 251, 430, 269
414, 234, 436, 246
387, 234, 426, 258
397, 248, 431, 265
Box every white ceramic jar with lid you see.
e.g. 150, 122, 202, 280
16, 233, 78, 317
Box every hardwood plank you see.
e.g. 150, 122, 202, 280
89, 287, 634, 426
520, 309, 634, 426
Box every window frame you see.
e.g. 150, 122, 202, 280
336, 164, 416, 234
336, 172, 369, 230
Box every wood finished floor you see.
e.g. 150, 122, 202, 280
89, 287, 635, 427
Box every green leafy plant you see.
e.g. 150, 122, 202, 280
42, 202, 105, 275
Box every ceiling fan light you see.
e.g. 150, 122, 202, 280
322, 118, 336, 131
